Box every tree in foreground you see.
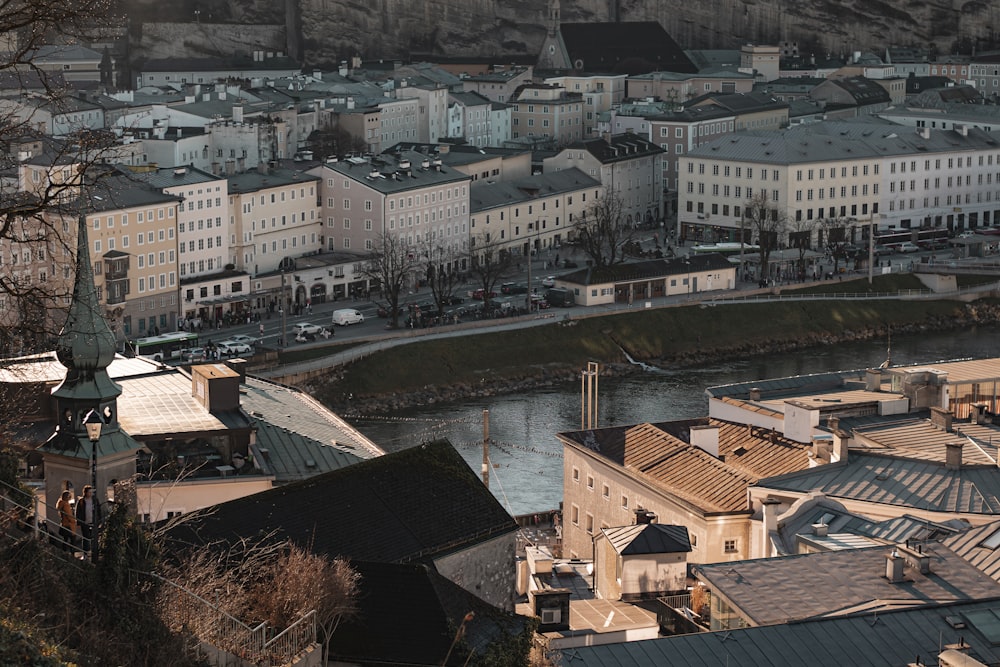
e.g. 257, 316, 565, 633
575, 190, 635, 268
468, 232, 515, 310
743, 191, 787, 281
360, 232, 422, 328
421, 241, 465, 315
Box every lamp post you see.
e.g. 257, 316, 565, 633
84, 409, 102, 562
868, 213, 880, 285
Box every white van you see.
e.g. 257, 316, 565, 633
332, 309, 365, 326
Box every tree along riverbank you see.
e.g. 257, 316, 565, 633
304, 296, 1000, 415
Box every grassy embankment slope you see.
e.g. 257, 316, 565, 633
308, 273, 1000, 403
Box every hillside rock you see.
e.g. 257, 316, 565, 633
124, 0, 1000, 69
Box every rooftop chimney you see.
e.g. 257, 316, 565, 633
865, 369, 882, 391
811, 522, 829, 537
931, 407, 954, 432
761, 497, 781, 534
690, 424, 720, 458
945, 441, 964, 471
191, 364, 241, 413
749, 387, 761, 401
886, 550, 906, 583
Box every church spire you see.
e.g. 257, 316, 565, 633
52, 213, 121, 404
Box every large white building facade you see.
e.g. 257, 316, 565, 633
677, 122, 1000, 246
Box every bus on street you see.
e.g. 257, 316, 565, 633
127, 332, 199, 361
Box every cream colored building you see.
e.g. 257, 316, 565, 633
678, 120, 1000, 246
544, 133, 664, 226
511, 84, 585, 146
469, 168, 601, 259
543, 74, 627, 137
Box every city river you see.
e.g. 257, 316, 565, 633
350, 325, 1000, 516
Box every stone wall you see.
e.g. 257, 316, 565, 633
433, 531, 518, 611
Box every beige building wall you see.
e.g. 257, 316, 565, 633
243, 178, 321, 275
678, 154, 881, 245
562, 443, 753, 564
136, 476, 273, 523
88, 201, 180, 338
470, 181, 601, 257
511, 86, 585, 145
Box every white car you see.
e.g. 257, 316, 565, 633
897, 241, 920, 253
228, 334, 256, 345
332, 309, 365, 326
541, 275, 556, 288
217, 341, 253, 356
292, 322, 323, 336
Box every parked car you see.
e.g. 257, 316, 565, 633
228, 334, 256, 345
442, 295, 465, 305
181, 347, 206, 362
472, 288, 497, 300
918, 238, 949, 250
872, 244, 893, 257
217, 341, 253, 356
292, 322, 323, 336
332, 309, 364, 326
897, 241, 920, 253
541, 275, 556, 288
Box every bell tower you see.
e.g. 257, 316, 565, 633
39, 214, 140, 512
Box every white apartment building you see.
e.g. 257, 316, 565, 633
447, 91, 493, 147
379, 96, 419, 149
677, 121, 1000, 246
395, 82, 449, 144
543, 74, 627, 137
226, 166, 322, 277
310, 151, 472, 260
544, 133, 664, 226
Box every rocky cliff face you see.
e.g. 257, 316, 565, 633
127, 0, 1000, 68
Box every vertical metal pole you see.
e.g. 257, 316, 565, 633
91, 432, 98, 562
868, 214, 876, 285
581, 369, 586, 430
280, 270, 287, 346
482, 409, 490, 489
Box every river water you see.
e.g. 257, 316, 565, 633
350, 326, 1000, 516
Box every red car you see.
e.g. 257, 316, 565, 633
472, 288, 497, 300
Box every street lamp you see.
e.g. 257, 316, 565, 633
84, 409, 102, 562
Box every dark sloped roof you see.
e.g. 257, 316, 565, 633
558, 253, 732, 286
757, 452, 1000, 515
167, 440, 518, 563
559, 22, 697, 75
605, 523, 692, 555
944, 520, 1000, 582
330, 561, 530, 666
552, 598, 1000, 666
694, 544, 1000, 626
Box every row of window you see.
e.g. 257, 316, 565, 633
91, 208, 173, 228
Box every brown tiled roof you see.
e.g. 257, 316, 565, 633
564, 419, 811, 515
715, 420, 812, 478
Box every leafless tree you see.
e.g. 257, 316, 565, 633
576, 190, 635, 268
818, 216, 854, 275
743, 191, 787, 281
468, 232, 515, 309
159, 536, 359, 666
419, 241, 465, 315
359, 232, 422, 328
786, 215, 820, 277
307, 117, 368, 159
248, 544, 360, 666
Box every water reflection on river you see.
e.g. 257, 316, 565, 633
351, 326, 1000, 516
